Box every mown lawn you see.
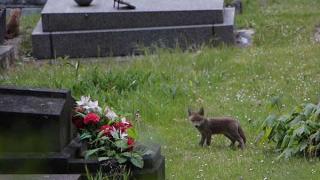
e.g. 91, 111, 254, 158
1, 0, 320, 179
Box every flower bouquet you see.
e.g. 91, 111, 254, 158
72, 96, 144, 173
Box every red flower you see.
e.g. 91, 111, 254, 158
100, 125, 113, 137
83, 113, 100, 125
72, 116, 84, 129
127, 137, 135, 151
114, 121, 132, 132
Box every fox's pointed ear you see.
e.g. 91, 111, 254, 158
188, 107, 192, 116
199, 107, 204, 116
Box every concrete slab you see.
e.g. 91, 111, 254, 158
41, 0, 224, 32
0, 174, 81, 180
213, 7, 235, 44
32, 20, 52, 59
32, 22, 215, 59
32, 8, 236, 59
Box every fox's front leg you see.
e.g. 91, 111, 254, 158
206, 135, 212, 146
199, 134, 205, 146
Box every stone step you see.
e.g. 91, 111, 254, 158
41, 0, 224, 32
32, 8, 235, 59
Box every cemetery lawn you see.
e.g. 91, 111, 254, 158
1, 0, 320, 179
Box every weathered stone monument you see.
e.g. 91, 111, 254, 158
0, 7, 15, 69
0, 86, 165, 179
32, 0, 235, 59
0, 0, 46, 6
0, 7, 5, 44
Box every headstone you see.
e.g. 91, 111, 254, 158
0, 86, 165, 179
0, 7, 5, 44
0, 45, 15, 69
0, 86, 74, 153
0, 174, 81, 180
40, 0, 224, 32
0, 0, 47, 6
32, 0, 236, 59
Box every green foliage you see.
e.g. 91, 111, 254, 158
258, 102, 320, 159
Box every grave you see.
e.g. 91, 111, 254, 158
32, 0, 235, 59
0, 7, 15, 70
0, 7, 5, 44
0, 0, 47, 6
0, 86, 74, 153
0, 86, 165, 179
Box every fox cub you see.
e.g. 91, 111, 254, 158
188, 107, 246, 149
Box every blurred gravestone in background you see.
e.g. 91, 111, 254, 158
0, 0, 46, 6
32, 0, 236, 59
0, 7, 15, 70
0, 7, 5, 44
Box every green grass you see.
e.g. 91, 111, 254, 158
1, 0, 320, 179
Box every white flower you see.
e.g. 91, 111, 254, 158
119, 130, 128, 139
110, 127, 118, 138
105, 107, 118, 120
84, 100, 102, 113
76, 96, 91, 106
121, 117, 130, 125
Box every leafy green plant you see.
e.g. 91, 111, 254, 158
257, 101, 320, 159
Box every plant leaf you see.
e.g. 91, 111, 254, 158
98, 157, 111, 162
127, 128, 138, 139
84, 148, 101, 159
264, 114, 277, 128
303, 103, 316, 117
116, 155, 128, 164
115, 140, 128, 149
130, 155, 144, 168
80, 132, 92, 140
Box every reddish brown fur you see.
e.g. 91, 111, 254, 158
188, 107, 246, 149
5, 8, 21, 39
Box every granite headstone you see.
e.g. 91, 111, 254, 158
0, 86, 165, 179
0, 0, 47, 5
0, 7, 5, 44
32, 0, 236, 59
0, 86, 74, 153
